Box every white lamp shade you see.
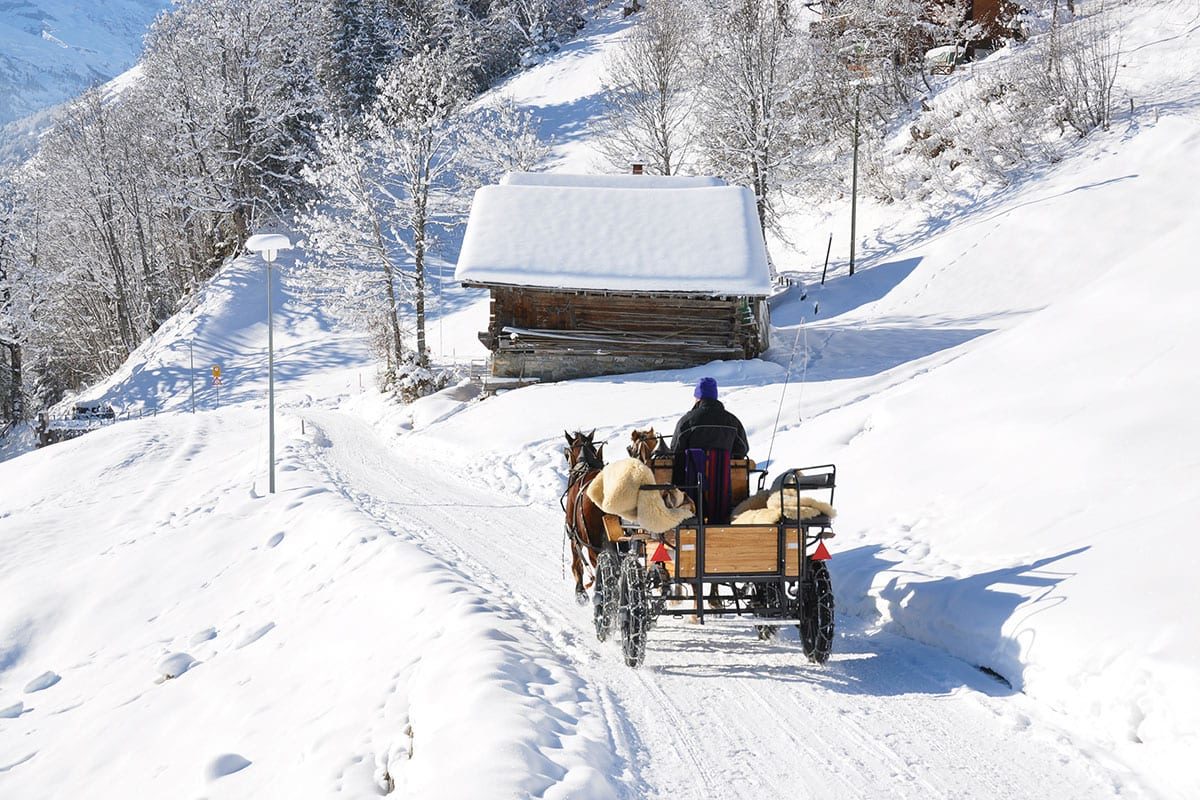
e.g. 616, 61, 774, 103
245, 233, 293, 261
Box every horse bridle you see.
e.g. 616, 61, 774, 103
627, 431, 659, 463
561, 437, 606, 573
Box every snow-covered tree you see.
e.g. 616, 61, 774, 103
298, 118, 407, 368
596, 0, 700, 175
493, 0, 586, 66
300, 33, 548, 393
0, 179, 29, 423
370, 41, 477, 370
141, 0, 323, 246
696, 0, 809, 238
0, 0, 552, 407
458, 96, 551, 186
317, 0, 407, 118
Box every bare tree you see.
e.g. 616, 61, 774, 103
371, 41, 478, 371
596, 0, 700, 175
300, 37, 547, 394
458, 96, 551, 185
1040, 8, 1122, 135
697, 0, 809, 238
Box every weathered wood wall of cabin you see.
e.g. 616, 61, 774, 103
478, 287, 768, 381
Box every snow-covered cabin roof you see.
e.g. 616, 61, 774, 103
455, 183, 771, 296
500, 172, 727, 189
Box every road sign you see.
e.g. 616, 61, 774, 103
211, 365, 222, 386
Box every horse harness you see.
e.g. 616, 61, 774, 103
561, 461, 603, 554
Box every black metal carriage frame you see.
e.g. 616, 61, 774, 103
595, 463, 838, 667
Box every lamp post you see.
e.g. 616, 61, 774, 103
189, 339, 195, 414
846, 46, 869, 278
849, 82, 861, 277
245, 233, 293, 494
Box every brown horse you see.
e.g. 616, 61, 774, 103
561, 430, 610, 605
626, 427, 662, 464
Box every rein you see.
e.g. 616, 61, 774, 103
560, 433, 607, 590
561, 439, 605, 560
562, 466, 602, 551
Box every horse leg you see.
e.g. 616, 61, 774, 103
579, 500, 611, 606
567, 530, 589, 605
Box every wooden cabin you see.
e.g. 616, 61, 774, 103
455, 173, 772, 382
812, 1, 1020, 56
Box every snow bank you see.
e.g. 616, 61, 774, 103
0, 409, 619, 798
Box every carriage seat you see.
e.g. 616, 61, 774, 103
648, 456, 756, 505
648, 455, 757, 524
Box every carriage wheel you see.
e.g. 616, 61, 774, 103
753, 582, 783, 641
645, 562, 670, 629
618, 554, 649, 668
799, 559, 835, 664
593, 548, 620, 642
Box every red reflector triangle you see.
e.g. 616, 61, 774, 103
812, 541, 832, 561
650, 543, 672, 563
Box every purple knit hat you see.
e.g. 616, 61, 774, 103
694, 377, 718, 400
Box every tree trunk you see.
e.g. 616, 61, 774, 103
1, 339, 21, 422
8, 340, 20, 421
414, 198, 428, 369
385, 269, 404, 368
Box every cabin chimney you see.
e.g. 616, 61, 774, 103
631, 162, 644, 175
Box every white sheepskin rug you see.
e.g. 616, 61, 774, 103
585, 458, 695, 534
730, 489, 836, 525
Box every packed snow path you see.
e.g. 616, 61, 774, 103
299, 409, 1143, 799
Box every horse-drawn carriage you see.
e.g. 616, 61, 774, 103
563, 430, 837, 669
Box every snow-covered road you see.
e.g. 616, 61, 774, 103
299, 408, 1144, 799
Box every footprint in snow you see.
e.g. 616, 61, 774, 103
0, 701, 24, 718
23, 671, 60, 693
235, 622, 275, 649
266, 532, 285, 548
190, 627, 218, 646
206, 753, 251, 780
157, 652, 197, 681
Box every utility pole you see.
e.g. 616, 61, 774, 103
266, 252, 275, 494
189, 340, 195, 414
849, 83, 861, 277
820, 232, 833, 285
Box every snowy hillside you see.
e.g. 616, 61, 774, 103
3, 3, 1200, 799
0, 0, 168, 130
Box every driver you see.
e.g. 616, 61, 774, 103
670, 377, 749, 522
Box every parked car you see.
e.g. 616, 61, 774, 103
73, 402, 116, 420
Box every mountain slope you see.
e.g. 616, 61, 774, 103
0, 0, 168, 129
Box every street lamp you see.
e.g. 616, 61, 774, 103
849, 80, 861, 277
844, 43, 870, 278
245, 233, 293, 494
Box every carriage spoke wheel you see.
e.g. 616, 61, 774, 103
799, 559, 835, 664
618, 554, 649, 668
645, 562, 670, 629
754, 583, 784, 641
593, 548, 620, 643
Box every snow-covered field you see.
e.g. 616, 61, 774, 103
3, 3, 1199, 798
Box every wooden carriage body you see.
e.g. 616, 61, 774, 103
602, 457, 836, 623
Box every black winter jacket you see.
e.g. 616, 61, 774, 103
670, 398, 749, 485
